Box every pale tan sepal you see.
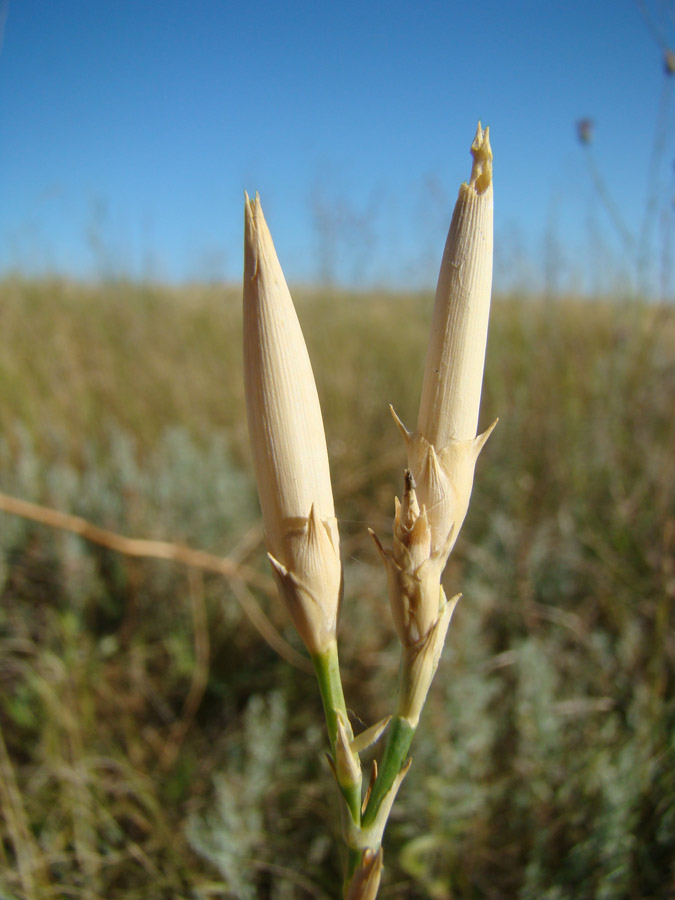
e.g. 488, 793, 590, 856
397, 589, 461, 728
347, 759, 412, 851
391, 407, 497, 562
267, 504, 342, 655
345, 848, 384, 900
335, 709, 361, 789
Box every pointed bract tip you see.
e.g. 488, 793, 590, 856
267, 551, 288, 580
469, 122, 493, 194
473, 417, 498, 458
306, 502, 321, 535
390, 405, 412, 445
368, 527, 387, 562
442, 589, 462, 616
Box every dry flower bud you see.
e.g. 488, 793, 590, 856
392, 471, 432, 572
370, 471, 443, 647
243, 193, 341, 654
418, 122, 493, 447
393, 124, 496, 562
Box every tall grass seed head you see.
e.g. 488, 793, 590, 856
243, 193, 342, 655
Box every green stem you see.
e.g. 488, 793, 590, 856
361, 715, 415, 828
343, 717, 415, 899
311, 642, 347, 751
345, 847, 362, 889
311, 643, 362, 825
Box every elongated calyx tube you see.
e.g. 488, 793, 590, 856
418, 122, 494, 446
394, 123, 496, 563
243, 193, 342, 655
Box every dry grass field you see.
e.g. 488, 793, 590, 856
0, 277, 673, 899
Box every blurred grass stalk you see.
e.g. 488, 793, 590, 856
242, 124, 495, 899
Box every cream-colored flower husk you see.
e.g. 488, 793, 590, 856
393, 123, 496, 563
418, 122, 494, 447
370, 125, 495, 729
243, 193, 341, 654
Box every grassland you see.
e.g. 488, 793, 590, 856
0, 277, 673, 899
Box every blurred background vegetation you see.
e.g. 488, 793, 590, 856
0, 277, 674, 899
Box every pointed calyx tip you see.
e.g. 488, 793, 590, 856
244, 190, 263, 224
244, 191, 264, 283
469, 122, 492, 194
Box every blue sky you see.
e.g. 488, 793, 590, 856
1, 0, 673, 293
